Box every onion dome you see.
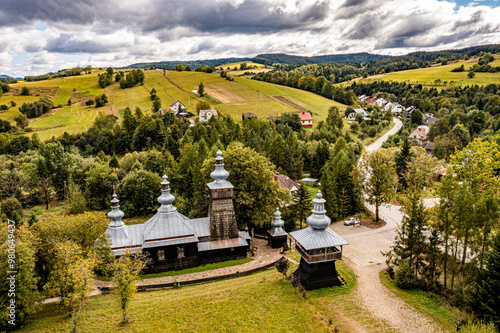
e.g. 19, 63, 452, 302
270, 207, 287, 236
306, 190, 331, 230
108, 186, 125, 228
157, 174, 177, 213
272, 207, 284, 228
210, 148, 230, 182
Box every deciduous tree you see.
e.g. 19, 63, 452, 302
353, 150, 397, 222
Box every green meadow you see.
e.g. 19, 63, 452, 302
346, 55, 500, 87
18, 261, 391, 333
0, 69, 347, 141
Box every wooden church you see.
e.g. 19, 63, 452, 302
105, 148, 250, 273
289, 190, 349, 290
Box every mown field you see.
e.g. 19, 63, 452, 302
346, 55, 500, 86
18, 261, 392, 333
218, 60, 274, 76
0, 68, 346, 141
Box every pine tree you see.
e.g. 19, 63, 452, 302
472, 232, 500, 329
109, 153, 119, 169
293, 183, 311, 229
394, 138, 413, 189
311, 141, 330, 179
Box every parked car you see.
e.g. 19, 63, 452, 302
344, 217, 355, 226
355, 218, 361, 225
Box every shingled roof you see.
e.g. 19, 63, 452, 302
274, 172, 299, 192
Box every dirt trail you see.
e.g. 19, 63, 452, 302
273, 96, 308, 112
339, 230, 441, 333
333, 118, 443, 332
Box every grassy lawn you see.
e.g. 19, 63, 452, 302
217, 100, 294, 119
380, 270, 471, 332
21, 261, 364, 333
345, 56, 500, 87
2, 70, 350, 141
0, 95, 42, 122
218, 61, 268, 70
236, 78, 348, 121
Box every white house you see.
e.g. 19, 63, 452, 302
199, 109, 218, 122
357, 95, 368, 103
348, 108, 369, 121
170, 100, 185, 114
383, 102, 394, 112
390, 103, 404, 114
375, 98, 388, 108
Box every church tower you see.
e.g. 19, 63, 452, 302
207, 147, 239, 241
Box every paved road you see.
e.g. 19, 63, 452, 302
331, 118, 443, 333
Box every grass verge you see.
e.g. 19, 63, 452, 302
379, 270, 471, 332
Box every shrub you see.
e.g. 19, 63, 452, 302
68, 185, 86, 214
395, 261, 421, 289
21, 86, 30, 95
0, 197, 23, 222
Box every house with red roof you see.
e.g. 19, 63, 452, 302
298, 112, 313, 128
408, 128, 428, 146
274, 172, 300, 196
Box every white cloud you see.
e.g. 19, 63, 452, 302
0, 0, 499, 77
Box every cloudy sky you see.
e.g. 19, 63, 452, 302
1, 0, 499, 77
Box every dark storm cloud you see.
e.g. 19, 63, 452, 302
452, 10, 482, 30
343, 14, 380, 39
188, 40, 215, 55
141, 0, 330, 34
0, 0, 329, 34
0, 0, 105, 27
334, 0, 380, 20
46, 34, 105, 53
340, 0, 369, 8
374, 14, 440, 49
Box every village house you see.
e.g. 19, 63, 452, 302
170, 100, 186, 114
298, 112, 313, 128
105, 148, 250, 273
375, 98, 388, 108
357, 95, 368, 103
274, 172, 300, 196
365, 97, 378, 106
408, 127, 428, 146
404, 106, 416, 118
424, 142, 435, 155
199, 109, 218, 122
242, 112, 257, 120
426, 117, 438, 127
347, 108, 369, 121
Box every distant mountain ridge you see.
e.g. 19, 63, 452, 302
251, 52, 390, 66
125, 57, 250, 69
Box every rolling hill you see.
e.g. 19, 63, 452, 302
251, 52, 390, 66
342, 55, 500, 87
125, 57, 249, 70
0, 69, 346, 141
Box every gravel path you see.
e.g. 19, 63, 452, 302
330, 118, 443, 333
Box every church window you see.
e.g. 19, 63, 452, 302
158, 249, 165, 261
178, 247, 185, 258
